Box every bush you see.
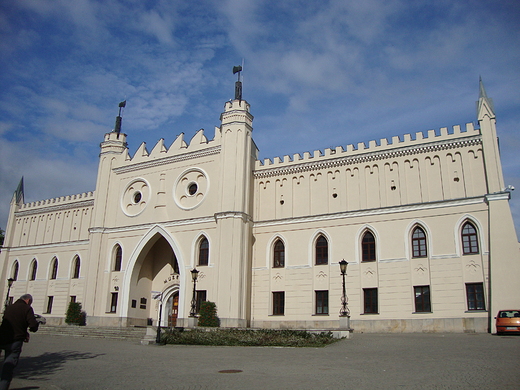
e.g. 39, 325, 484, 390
161, 328, 338, 347
65, 301, 86, 325
197, 301, 220, 327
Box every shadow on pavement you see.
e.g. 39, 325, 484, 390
16, 350, 104, 381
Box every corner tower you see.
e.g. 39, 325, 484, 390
214, 90, 258, 327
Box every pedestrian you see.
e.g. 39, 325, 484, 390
0, 294, 40, 390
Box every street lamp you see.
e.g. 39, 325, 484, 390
339, 260, 350, 317
189, 268, 199, 317
4, 278, 14, 310
154, 293, 163, 344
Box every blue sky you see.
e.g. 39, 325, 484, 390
1, 0, 519, 236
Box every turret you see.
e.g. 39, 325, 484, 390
477, 78, 504, 193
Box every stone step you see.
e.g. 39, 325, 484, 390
37, 325, 148, 341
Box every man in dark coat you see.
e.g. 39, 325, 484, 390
0, 294, 39, 390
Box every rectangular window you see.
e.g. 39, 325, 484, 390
414, 286, 431, 312
315, 290, 329, 315
45, 296, 54, 314
70, 296, 76, 303
466, 283, 485, 311
131, 299, 137, 308
110, 293, 118, 313
272, 291, 285, 315
140, 297, 147, 309
195, 290, 207, 314
363, 288, 378, 314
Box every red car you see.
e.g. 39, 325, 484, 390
495, 310, 520, 335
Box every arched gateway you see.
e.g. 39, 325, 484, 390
121, 226, 187, 327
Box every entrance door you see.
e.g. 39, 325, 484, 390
167, 294, 179, 327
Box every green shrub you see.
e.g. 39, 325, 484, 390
65, 301, 86, 325
197, 301, 220, 327
161, 328, 338, 347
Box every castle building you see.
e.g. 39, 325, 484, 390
1, 80, 519, 333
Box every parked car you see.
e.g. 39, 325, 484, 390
495, 310, 520, 335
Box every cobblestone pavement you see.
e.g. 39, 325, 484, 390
6, 332, 520, 389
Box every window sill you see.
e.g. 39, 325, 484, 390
269, 314, 285, 317
413, 311, 432, 314
360, 313, 379, 315
465, 310, 487, 313
312, 314, 329, 316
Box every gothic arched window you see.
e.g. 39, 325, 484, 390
462, 222, 479, 255
198, 237, 209, 266
362, 231, 376, 262
114, 245, 122, 271
412, 227, 427, 258
273, 240, 285, 268
315, 235, 328, 265
72, 256, 81, 279
50, 257, 58, 280
30, 259, 38, 281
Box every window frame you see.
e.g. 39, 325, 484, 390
363, 288, 378, 314
315, 235, 328, 265
198, 237, 209, 266
461, 222, 479, 255
110, 292, 118, 313
411, 226, 427, 258
414, 285, 431, 312
45, 296, 54, 314
466, 282, 486, 311
72, 256, 81, 279
315, 290, 329, 315
50, 257, 58, 280
195, 290, 207, 314
114, 245, 122, 271
272, 291, 285, 315
273, 239, 285, 268
12, 261, 19, 281
30, 259, 38, 281
361, 231, 376, 262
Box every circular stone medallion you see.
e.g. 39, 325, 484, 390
121, 178, 151, 216
173, 168, 209, 210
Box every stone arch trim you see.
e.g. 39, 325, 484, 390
309, 229, 332, 266
356, 225, 380, 263
121, 225, 186, 320
404, 220, 432, 260
454, 215, 486, 257
192, 231, 211, 267
267, 234, 287, 268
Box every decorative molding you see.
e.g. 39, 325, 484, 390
113, 146, 221, 174
214, 211, 252, 223
89, 216, 215, 234
254, 136, 482, 179
8, 240, 90, 252
466, 260, 480, 273
15, 200, 94, 217
255, 196, 486, 228
316, 270, 327, 279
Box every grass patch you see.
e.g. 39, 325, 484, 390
161, 328, 339, 347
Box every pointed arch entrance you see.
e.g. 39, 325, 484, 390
121, 226, 186, 327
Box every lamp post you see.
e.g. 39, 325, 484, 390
4, 278, 14, 310
339, 260, 350, 317
189, 268, 199, 317
155, 293, 163, 344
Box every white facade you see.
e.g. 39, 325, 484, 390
1, 82, 519, 333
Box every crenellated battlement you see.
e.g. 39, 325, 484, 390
19, 191, 95, 210
255, 123, 479, 171
118, 126, 223, 166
